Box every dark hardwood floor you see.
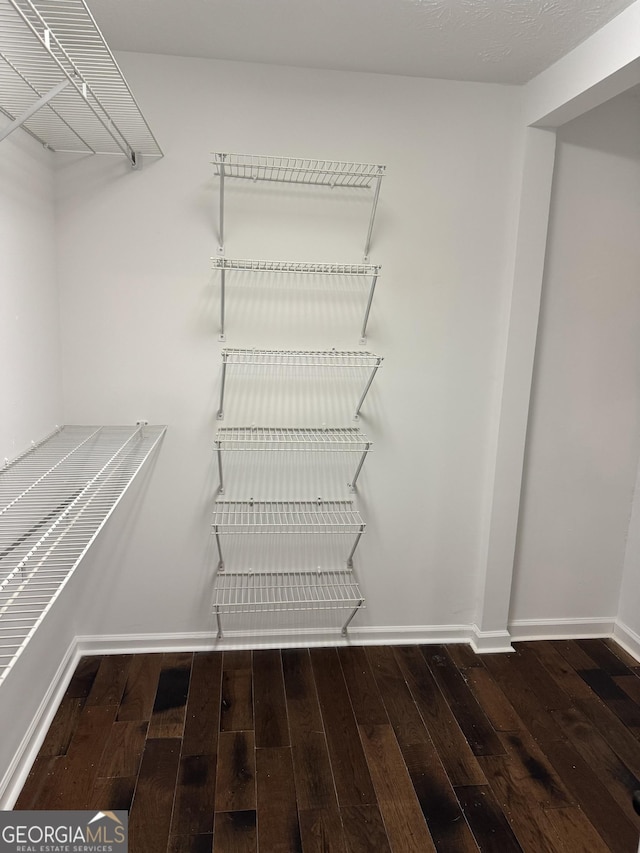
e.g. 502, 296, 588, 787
15, 639, 640, 852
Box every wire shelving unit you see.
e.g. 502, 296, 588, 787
212, 152, 385, 260
214, 426, 372, 494
213, 257, 381, 343
212, 570, 364, 639
0, 424, 166, 686
217, 348, 383, 421
212, 498, 365, 567
0, 0, 162, 165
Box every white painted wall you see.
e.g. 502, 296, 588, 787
511, 93, 640, 626
0, 132, 62, 461
54, 53, 523, 641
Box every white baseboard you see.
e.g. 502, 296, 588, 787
0, 639, 81, 809
509, 616, 616, 642
613, 619, 640, 663
470, 625, 514, 653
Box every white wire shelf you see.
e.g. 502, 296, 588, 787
0, 424, 166, 686
212, 500, 365, 534
214, 427, 372, 494
212, 569, 364, 638
212, 258, 381, 342
212, 152, 385, 260
217, 349, 383, 422
0, 0, 162, 164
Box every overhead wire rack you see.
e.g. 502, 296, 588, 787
212, 152, 386, 260
214, 426, 372, 494
212, 570, 364, 639
212, 257, 381, 342
217, 348, 383, 421
0, 424, 166, 686
0, 0, 162, 164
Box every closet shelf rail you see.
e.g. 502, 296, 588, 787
212, 152, 386, 259
0, 424, 166, 686
213, 257, 381, 342
0, 0, 162, 164
212, 499, 366, 571
212, 569, 364, 638
217, 348, 383, 421
214, 426, 372, 494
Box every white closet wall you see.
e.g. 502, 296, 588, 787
511, 93, 640, 627
54, 53, 524, 641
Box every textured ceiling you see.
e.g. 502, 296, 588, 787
87, 0, 637, 85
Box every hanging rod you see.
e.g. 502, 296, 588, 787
216, 348, 383, 422
214, 427, 372, 494
0, 424, 166, 686
0, 0, 162, 164
212, 152, 385, 260
212, 569, 364, 638
212, 257, 381, 343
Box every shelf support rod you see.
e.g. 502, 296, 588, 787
363, 170, 384, 261
349, 444, 370, 492
214, 531, 224, 570
341, 599, 364, 636
360, 271, 379, 343
217, 354, 228, 420
0, 78, 70, 143
216, 445, 225, 494
218, 155, 226, 255
346, 530, 364, 568
219, 266, 226, 340
354, 364, 381, 419
215, 606, 223, 640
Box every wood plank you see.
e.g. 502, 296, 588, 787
613, 674, 640, 705
39, 695, 84, 756
95, 720, 148, 778
578, 669, 640, 727
148, 651, 193, 739
282, 648, 324, 736
551, 706, 640, 827
393, 645, 486, 785
509, 645, 573, 710
117, 653, 162, 722
89, 775, 137, 811
603, 638, 640, 669
535, 736, 639, 852
298, 807, 347, 853
168, 834, 213, 853
358, 723, 436, 853
446, 643, 483, 669
338, 646, 388, 726
183, 651, 223, 756
340, 805, 391, 853
221, 659, 253, 733
291, 732, 338, 811
421, 645, 506, 756
213, 811, 257, 853
253, 649, 289, 748
463, 667, 524, 732
256, 747, 302, 853
223, 650, 252, 669
577, 696, 640, 779
366, 645, 432, 746
171, 753, 217, 836
215, 731, 256, 813
128, 738, 182, 853
66, 656, 101, 698
13, 755, 59, 809
551, 639, 600, 670
517, 641, 594, 701
310, 647, 376, 807
454, 785, 522, 853
85, 655, 132, 707
576, 639, 632, 675
537, 806, 613, 853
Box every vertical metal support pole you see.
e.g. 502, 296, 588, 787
218, 155, 226, 255
349, 444, 370, 492
215, 531, 224, 569
217, 354, 228, 420
363, 170, 384, 262
216, 445, 225, 494
360, 272, 379, 344
341, 600, 364, 636
215, 606, 223, 639
346, 530, 364, 568
354, 364, 381, 419
219, 266, 226, 341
